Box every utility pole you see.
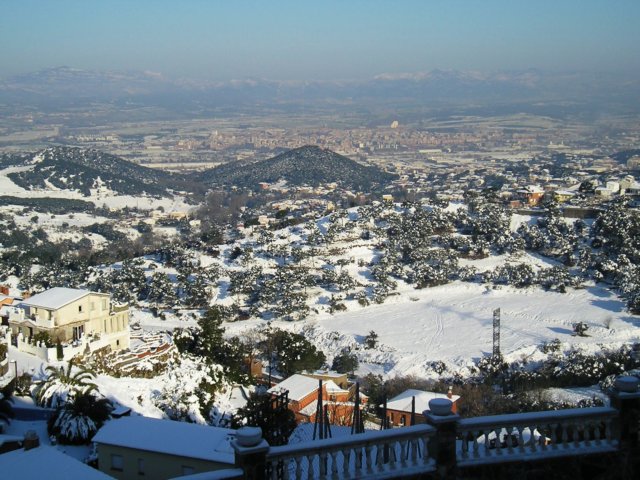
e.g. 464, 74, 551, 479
493, 308, 501, 358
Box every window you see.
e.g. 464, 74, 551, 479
91, 302, 95, 311
181, 466, 195, 476
137, 458, 145, 475
400, 416, 406, 426
111, 454, 124, 472
102, 299, 107, 310
78, 305, 83, 313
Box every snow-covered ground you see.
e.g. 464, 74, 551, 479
225, 280, 639, 379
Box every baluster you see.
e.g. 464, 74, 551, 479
266, 459, 274, 480
494, 428, 502, 455
604, 418, 613, 446
483, 430, 490, 458
561, 423, 569, 448
476, 430, 483, 458
320, 451, 327, 477
365, 445, 374, 474
295, 454, 303, 479
400, 440, 407, 468
539, 425, 549, 451
375, 442, 383, 469
307, 453, 316, 480
355, 446, 363, 475
594, 419, 602, 445
583, 421, 592, 448
330, 450, 339, 479
344, 448, 352, 477
461, 431, 469, 459
506, 426, 514, 454
517, 426, 526, 454
422, 435, 431, 466
281, 458, 290, 480
550, 423, 559, 450
410, 438, 419, 465
528, 424, 537, 453
573, 422, 580, 448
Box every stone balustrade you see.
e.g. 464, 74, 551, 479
265, 424, 436, 479
457, 406, 618, 466
228, 379, 640, 480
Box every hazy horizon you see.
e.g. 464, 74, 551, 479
2, 0, 639, 82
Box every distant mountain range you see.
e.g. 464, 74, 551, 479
2, 66, 639, 114
0, 145, 396, 197
200, 145, 396, 191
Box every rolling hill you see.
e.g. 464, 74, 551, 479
2, 147, 202, 198
201, 145, 397, 191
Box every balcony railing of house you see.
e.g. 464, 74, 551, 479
265, 424, 436, 479
457, 406, 618, 466
217, 377, 640, 480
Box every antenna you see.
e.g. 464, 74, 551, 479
493, 308, 501, 357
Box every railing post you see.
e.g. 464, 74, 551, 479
232, 427, 270, 480
424, 398, 460, 480
608, 376, 640, 455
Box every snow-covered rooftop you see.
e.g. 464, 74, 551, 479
386, 389, 461, 414
0, 446, 113, 480
21, 287, 103, 310
93, 416, 235, 464
268, 374, 322, 401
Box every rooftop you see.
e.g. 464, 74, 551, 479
0, 446, 113, 480
386, 389, 461, 414
269, 374, 320, 401
93, 415, 235, 465
21, 287, 105, 310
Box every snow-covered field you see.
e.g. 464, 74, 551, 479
224, 280, 639, 379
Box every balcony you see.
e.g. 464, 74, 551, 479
224, 379, 640, 480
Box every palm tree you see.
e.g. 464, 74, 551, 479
35, 359, 98, 408
48, 392, 113, 445
0, 386, 15, 426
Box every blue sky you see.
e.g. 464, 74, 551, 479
1, 0, 639, 80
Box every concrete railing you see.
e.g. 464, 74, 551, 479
457, 406, 618, 466
265, 424, 436, 479
229, 378, 640, 480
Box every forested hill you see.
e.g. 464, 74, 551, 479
201, 145, 397, 191
3, 147, 202, 197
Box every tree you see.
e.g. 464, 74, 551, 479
0, 386, 15, 425
263, 329, 326, 376
232, 392, 296, 446
364, 331, 378, 350
35, 360, 98, 408
184, 274, 212, 308
48, 392, 112, 445
147, 272, 177, 311
573, 322, 589, 337
332, 349, 359, 375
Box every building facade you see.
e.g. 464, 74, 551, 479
8, 287, 130, 358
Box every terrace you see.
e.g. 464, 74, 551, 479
217, 377, 640, 479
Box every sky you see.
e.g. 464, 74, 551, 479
1, 0, 639, 81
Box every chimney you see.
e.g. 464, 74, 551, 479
447, 386, 453, 399
23, 430, 39, 450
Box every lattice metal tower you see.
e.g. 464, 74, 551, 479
493, 308, 501, 357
